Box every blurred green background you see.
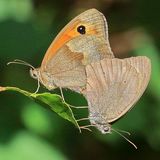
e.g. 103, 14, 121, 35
0, 0, 160, 159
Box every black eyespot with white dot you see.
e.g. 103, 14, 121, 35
77, 25, 86, 34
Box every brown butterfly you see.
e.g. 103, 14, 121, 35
29, 9, 114, 92
82, 56, 151, 148
8, 9, 151, 148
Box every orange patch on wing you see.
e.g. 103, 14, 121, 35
41, 21, 80, 66
41, 20, 98, 67
87, 28, 98, 35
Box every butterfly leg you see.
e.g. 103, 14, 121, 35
76, 117, 90, 122
33, 78, 40, 94
59, 87, 88, 109
79, 124, 96, 132
70, 105, 88, 109
75, 118, 95, 132
80, 126, 92, 132
59, 87, 65, 101
58, 88, 90, 132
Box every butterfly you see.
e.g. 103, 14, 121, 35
84, 56, 151, 134
8, 9, 151, 148
29, 9, 114, 93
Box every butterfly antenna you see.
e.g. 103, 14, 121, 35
7, 59, 35, 70
114, 128, 131, 136
111, 128, 137, 149
7, 59, 40, 94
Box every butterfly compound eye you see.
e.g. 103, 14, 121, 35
77, 25, 86, 34
30, 69, 38, 79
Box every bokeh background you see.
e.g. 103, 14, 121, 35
0, 0, 160, 159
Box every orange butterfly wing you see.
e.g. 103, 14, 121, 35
41, 8, 112, 67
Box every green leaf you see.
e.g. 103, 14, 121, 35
0, 86, 80, 131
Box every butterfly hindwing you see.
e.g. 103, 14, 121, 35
85, 56, 151, 123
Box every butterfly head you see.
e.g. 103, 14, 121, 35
30, 68, 40, 80
89, 113, 111, 134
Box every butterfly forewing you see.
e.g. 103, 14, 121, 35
41, 8, 112, 67
39, 44, 85, 89
40, 35, 114, 90
37, 8, 114, 91
86, 56, 151, 123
